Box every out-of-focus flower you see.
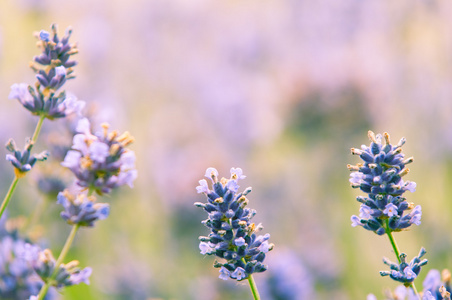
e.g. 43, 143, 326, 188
57, 189, 109, 227
421, 269, 451, 300
380, 248, 428, 284
348, 131, 420, 234
258, 249, 315, 300
195, 167, 273, 281
26, 247, 92, 289
61, 118, 137, 195
5, 138, 48, 178
9, 24, 84, 120
0, 229, 55, 300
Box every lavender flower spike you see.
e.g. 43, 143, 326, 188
195, 168, 273, 282
347, 131, 421, 234
9, 24, 84, 119
380, 248, 428, 285
61, 118, 137, 195
57, 190, 109, 227
5, 138, 49, 178
27, 248, 92, 289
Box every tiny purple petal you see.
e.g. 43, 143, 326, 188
359, 204, 372, 219
219, 266, 230, 280
61, 150, 82, 168
234, 237, 246, 247
226, 180, 239, 193
404, 181, 417, 193
351, 215, 362, 227
196, 179, 209, 194
204, 167, 218, 179
231, 267, 246, 280
89, 141, 109, 163
258, 240, 271, 253
70, 267, 92, 285
230, 167, 246, 180
55, 66, 67, 77
199, 242, 214, 255
76, 118, 91, 135
39, 30, 50, 41
383, 203, 398, 217
349, 172, 365, 185
403, 267, 417, 280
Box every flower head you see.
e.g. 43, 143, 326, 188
195, 168, 273, 281
57, 190, 110, 227
9, 24, 83, 119
380, 248, 428, 284
5, 138, 49, 178
0, 230, 55, 299
61, 118, 137, 195
26, 248, 91, 289
348, 131, 421, 234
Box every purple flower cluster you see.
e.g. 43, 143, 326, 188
61, 118, 137, 195
24, 247, 92, 289
8, 24, 84, 119
5, 139, 48, 177
195, 168, 273, 281
57, 190, 109, 227
0, 231, 55, 300
380, 248, 428, 285
422, 269, 452, 300
348, 131, 421, 235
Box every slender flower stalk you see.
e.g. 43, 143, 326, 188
32, 115, 46, 144
384, 220, 419, 296
0, 176, 19, 221
247, 273, 260, 300
35, 224, 80, 300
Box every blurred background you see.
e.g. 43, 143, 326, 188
1, 0, 452, 299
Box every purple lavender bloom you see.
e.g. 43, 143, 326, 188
351, 215, 363, 227
0, 230, 55, 300
57, 190, 109, 227
61, 118, 137, 195
5, 138, 48, 177
27, 248, 91, 289
380, 248, 428, 284
231, 267, 246, 280
199, 242, 215, 255
421, 269, 452, 300
196, 179, 209, 194
348, 131, 421, 234
383, 203, 399, 217
195, 168, 273, 281
8, 83, 34, 109
219, 267, 230, 280
258, 249, 315, 300
33, 24, 78, 69
9, 24, 83, 120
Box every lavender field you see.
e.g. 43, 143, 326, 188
1, 1, 452, 299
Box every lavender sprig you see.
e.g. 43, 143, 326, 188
348, 131, 426, 296
1, 24, 83, 221
61, 118, 137, 195
195, 168, 273, 300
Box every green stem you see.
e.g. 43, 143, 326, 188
247, 274, 261, 300
0, 114, 46, 221
0, 176, 19, 220
240, 258, 261, 300
385, 220, 419, 298
36, 224, 80, 300
24, 196, 48, 233
32, 114, 46, 144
